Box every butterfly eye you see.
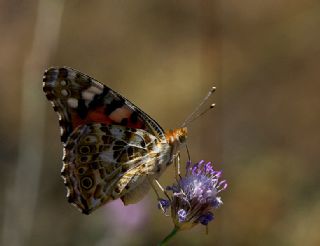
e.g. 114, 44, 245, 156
81, 176, 94, 190
178, 135, 186, 144
79, 145, 90, 154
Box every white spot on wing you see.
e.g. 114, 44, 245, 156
109, 126, 125, 138
61, 89, 68, 96
88, 85, 103, 94
67, 98, 78, 108
82, 90, 95, 101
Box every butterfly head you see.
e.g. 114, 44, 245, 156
177, 127, 188, 144
165, 127, 188, 145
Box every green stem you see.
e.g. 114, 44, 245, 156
158, 227, 179, 246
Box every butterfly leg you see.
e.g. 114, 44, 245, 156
154, 179, 171, 201
174, 154, 182, 181
147, 177, 171, 214
147, 176, 162, 200
185, 144, 191, 161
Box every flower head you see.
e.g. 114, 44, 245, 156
159, 160, 227, 230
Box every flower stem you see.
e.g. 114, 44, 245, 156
158, 227, 179, 246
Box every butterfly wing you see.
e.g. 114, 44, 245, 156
43, 67, 172, 213
62, 123, 166, 214
43, 67, 166, 143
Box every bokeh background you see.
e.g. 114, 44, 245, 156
1, 1, 319, 245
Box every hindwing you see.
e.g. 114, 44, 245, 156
62, 123, 165, 214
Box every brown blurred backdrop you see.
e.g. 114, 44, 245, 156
0, 1, 319, 245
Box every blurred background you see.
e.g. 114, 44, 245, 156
1, 0, 319, 245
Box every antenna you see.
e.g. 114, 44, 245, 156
181, 86, 216, 127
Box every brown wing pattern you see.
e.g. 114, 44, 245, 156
61, 123, 161, 214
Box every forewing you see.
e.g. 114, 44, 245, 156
43, 67, 165, 144
62, 123, 159, 214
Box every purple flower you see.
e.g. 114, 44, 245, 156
159, 160, 227, 230
158, 198, 170, 214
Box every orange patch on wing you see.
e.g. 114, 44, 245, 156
71, 106, 146, 130
109, 106, 132, 122
71, 106, 113, 129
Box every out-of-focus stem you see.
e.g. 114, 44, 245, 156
158, 227, 179, 246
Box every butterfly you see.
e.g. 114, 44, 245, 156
43, 67, 188, 214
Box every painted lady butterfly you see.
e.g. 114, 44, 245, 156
43, 67, 187, 214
